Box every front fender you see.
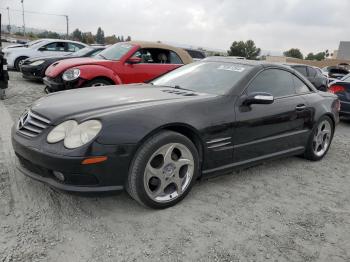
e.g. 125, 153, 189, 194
75, 65, 122, 84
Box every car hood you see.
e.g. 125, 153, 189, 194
3, 46, 29, 53
3, 44, 26, 50
45, 57, 112, 78
30, 84, 214, 124
25, 55, 72, 63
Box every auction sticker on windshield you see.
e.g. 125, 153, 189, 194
217, 65, 246, 72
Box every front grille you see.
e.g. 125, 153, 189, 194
17, 110, 51, 137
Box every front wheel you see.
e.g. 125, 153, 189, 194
14, 56, 28, 71
84, 78, 113, 87
126, 131, 199, 209
304, 116, 334, 161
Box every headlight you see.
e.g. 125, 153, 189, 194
62, 68, 80, 81
47, 120, 78, 143
30, 60, 45, 66
47, 120, 102, 149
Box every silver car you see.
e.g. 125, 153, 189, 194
3, 39, 87, 71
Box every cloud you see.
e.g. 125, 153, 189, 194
2, 0, 349, 54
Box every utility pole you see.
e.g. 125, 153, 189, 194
21, 0, 26, 36
65, 15, 69, 39
6, 7, 11, 34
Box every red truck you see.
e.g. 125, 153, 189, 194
43, 41, 192, 93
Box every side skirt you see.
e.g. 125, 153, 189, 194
201, 146, 305, 177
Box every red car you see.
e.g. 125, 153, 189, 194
43, 41, 192, 92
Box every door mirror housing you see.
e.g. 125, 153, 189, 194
38, 47, 47, 51
243, 92, 274, 105
126, 57, 142, 64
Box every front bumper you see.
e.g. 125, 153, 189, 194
21, 64, 45, 80
12, 127, 136, 192
43, 76, 84, 92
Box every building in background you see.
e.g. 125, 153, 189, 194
336, 41, 350, 60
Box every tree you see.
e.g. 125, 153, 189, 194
325, 49, 330, 58
283, 48, 303, 59
305, 52, 325, 61
105, 35, 118, 44
71, 28, 83, 42
96, 27, 105, 44
82, 32, 95, 44
37, 31, 60, 39
125, 36, 131, 41
227, 40, 261, 60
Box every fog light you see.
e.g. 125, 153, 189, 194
53, 171, 65, 182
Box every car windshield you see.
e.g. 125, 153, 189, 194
25, 39, 44, 47
341, 74, 350, 82
68, 47, 94, 57
151, 61, 252, 95
96, 43, 134, 60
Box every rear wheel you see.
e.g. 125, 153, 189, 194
126, 131, 199, 209
85, 78, 113, 87
304, 116, 334, 161
14, 56, 28, 71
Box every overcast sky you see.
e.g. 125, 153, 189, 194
1, 0, 349, 55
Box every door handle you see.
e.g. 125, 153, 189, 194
296, 104, 307, 111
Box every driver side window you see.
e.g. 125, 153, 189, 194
247, 69, 296, 98
41, 42, 66, 52
131, 48, 182, 64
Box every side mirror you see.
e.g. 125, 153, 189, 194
38, 47, 46, 52
126, 57, 142, 64
243, 92, 274, 105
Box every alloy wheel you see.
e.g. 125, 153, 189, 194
312, 120, 332, 157
143, 143, 194, 203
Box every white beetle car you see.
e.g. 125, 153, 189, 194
3, 39, 87, 71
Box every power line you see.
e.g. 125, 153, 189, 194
0, 7, 67, 17
0, 7, 69, 38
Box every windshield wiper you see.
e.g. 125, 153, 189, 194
98, 54, 107, 60
172, 85, 193, 92
154, 85, 193, 91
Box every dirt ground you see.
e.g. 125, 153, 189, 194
0, 71, 350, 262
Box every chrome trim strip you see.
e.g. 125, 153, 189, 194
27, 119, 47, 129
206, 137, 231, 144
17, 129, 37, 137
207, 141, 232, 149
233, 129, 308, 149
22, 125, 41, 133
30, 111, 50, 124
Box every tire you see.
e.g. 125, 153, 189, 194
126, 131, 199, 209
303, 115, 334, 161
84, 78, 113, 87
14, 56, 28, 71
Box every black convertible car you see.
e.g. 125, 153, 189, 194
20, 46, 105, 80
12, 58, 339, 208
